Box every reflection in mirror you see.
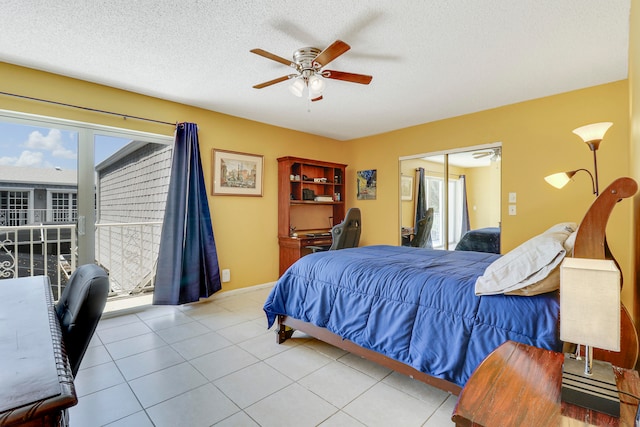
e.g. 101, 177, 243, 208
400, 145, 501, 252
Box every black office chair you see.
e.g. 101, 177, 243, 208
55, 264, 109, 377
310, 207, 362, 252
411, 207, 434, 249
329, 207, 362, 250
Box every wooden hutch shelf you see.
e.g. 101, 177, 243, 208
277, 156, 347, 275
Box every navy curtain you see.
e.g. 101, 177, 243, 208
459, 175, 470, 239
153, 123, 221, 305
414, 167, 427, 228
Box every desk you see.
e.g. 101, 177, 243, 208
0, 276, 77, 426
452, 340, 640, 426
278, 235, 332, 275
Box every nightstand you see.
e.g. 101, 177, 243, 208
451, 340, 640, 426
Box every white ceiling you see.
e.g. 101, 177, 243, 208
0, 1, 631, 141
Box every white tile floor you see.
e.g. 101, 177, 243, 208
69, 285, 458, 426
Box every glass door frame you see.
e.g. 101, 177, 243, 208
0, 109, 173, 265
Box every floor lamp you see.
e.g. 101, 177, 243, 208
544, 122, 613, 196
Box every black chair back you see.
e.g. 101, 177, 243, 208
411, 207, 434, 249
55, 264, 109, 377
329, 207, 361, 250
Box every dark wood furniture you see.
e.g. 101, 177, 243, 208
276, 177, 640, 395
277, 156, 347, 275
451, 340, 640, 426
0, 276, 77, 426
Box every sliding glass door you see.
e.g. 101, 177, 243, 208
0, 110, 172, 299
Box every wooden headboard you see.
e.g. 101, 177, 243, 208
572, 176, 639, 368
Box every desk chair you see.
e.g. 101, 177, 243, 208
410, 208, 434, 249
310, 207, 362, 252
55, 264, 109, 377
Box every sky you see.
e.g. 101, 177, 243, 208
0, 121, 131, 170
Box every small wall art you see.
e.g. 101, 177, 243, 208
212, 149, 263, 196
401, 175, 413, 201
357, 169, 377, 200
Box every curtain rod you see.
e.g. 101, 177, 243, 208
0, 91, 176, 126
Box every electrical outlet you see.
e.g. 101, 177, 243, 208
221, 269, 231, 282
508, 205, 517, 216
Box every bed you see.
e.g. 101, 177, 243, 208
263, 177, 639, 395
454, 227, 500, 254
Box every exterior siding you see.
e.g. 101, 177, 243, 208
96, 143, 172, 295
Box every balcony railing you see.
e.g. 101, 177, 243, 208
95, 221, 162, 298
0, 221, 162, 301
0, 224, 76, 300
0, 208, 78, 226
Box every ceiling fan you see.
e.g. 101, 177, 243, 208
250, 40, 373, 102
472, 148, 501, 162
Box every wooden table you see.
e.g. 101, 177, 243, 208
0, 276, 77, 426
452, 340, 640, 426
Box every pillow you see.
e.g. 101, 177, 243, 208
563, 231, 577, 256
543, 222, 577, 238
504, 264, 560, 296
475, 228, 572, 296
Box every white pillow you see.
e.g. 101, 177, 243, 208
475, 230, 570, 296
563, 231, 577, 256
543, 222, 577, 238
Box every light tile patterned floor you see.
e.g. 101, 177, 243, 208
69, 285, 457, 426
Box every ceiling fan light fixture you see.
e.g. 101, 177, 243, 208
308, 73, 326, 93
289, 78, 305, 97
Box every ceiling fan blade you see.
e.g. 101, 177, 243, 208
253, 75, 294, 89
250, 49, 297, 69
323, 70, 372, 85
311, 95, 323, 102
313, 40, 350, 67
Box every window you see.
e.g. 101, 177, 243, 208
0, 190, 30, 226
49, 192, 77, 222
423, 176, 463, 249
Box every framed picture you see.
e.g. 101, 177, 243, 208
357, 169, 377, 200
212, 149, 263, 196
401, 175, 413, 201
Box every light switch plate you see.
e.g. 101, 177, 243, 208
508, 205, 517, 215
508, 192, 517, 203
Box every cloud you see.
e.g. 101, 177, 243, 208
25, 129, 76, 159
0, 151, 46, 167
15, 150, 45, 167
0, 156, 18, 166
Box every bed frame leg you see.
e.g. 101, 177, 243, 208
277, 315, 295, 344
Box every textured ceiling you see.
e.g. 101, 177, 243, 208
0, 1, 631, 140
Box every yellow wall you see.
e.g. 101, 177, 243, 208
348, 81, 632, 305
0, 62, 344, 292
0, 62, 634, 311
465, 162, 501, 229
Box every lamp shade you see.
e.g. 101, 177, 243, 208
572, 122, 613, 143
289, 78, 305, 97
544, 172, 572, 189
560, 258, 620, 352
308, 74, 325, 99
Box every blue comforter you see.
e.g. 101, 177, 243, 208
264, 245, 561, 387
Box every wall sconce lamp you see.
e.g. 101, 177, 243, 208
544, 122, 613, 196
560, 257, 621, 417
